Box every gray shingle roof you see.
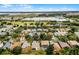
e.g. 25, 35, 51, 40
22, 41, 30, 48
3, 42, 12, 49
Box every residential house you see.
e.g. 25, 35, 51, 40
21, 41, 31, 54
67, 40, 79, 47
18, 33, 26, 43
53, 43, 61, 52
54, 28, 69, 36
54, 32, 67, 36
32, 41, 40, 50
58, 41, 70, 48
3, 41, 12, 50
11, 42, 22, 49
40, 40, 49, 50
21, 41, 30, 48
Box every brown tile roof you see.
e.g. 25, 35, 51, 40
11, 42, 22, 49
41, 40, 49, 46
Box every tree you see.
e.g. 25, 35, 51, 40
1, 49, 12, 55
25, 34, 32, 39
24, 23, 27, 30
7, 23, 12, 25
33, 33, 39, 41
11, 46, 22, 55
1, 21, 7, 25
40, 33, 47, 40
0, 34, 9, 41
31, 50, 46, 55
46, 45, 54, 55
69, 27, 78, 33
40, 22, 44, 31
22, 46, 32, 54
14, 27, 23, 34
57, 36, 68, 42
60, 47, 70, 55
47, 32, 53, 40
25, 34, 32, 42
67, 33, 78, 41
69, 45, 79, 55
11, 33, 19, 39
0, 48, 3, 54
35, 22, 39, 31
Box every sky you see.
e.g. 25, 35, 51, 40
0, 4, 79, 11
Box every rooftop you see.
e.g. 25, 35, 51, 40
41, 40, 49, 46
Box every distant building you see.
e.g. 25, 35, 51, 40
66, 13, 79, 16
0, 17, 11, 20
22, 17, 67, 22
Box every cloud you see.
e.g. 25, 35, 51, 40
1, 4, 12, 8
0, 4, 79, 12
0, 4, 32, 9
37, 7, 79, 11
0, 4, 33, 12
19, 4, 32, 9
6, 7, 79, 12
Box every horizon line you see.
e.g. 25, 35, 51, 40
0, 11, 79, 13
